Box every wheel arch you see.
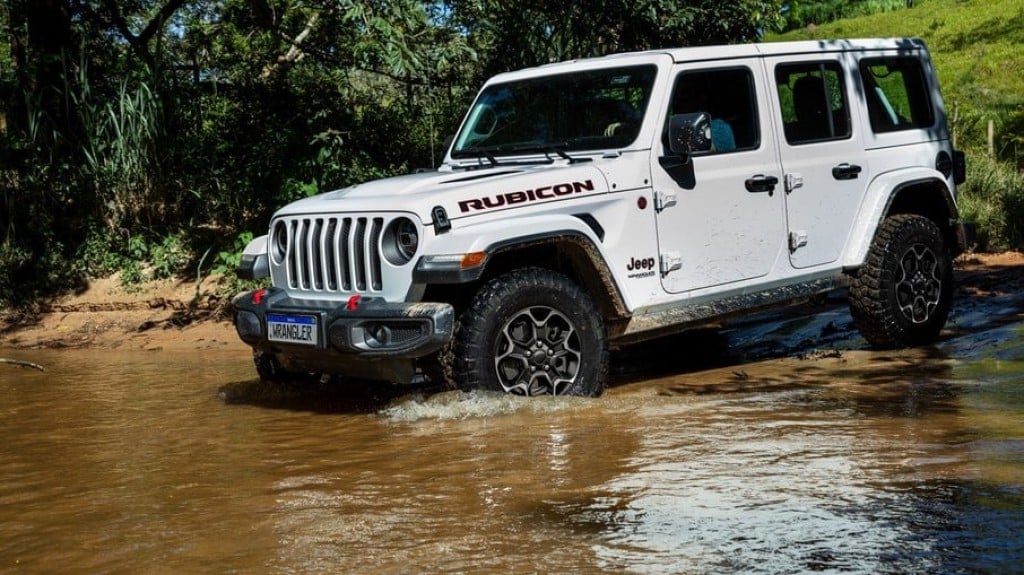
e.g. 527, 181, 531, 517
845, 173, 966, 269
885, 179, 964, 254
421, 230, 628, 324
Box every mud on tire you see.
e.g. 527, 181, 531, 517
849, 214, 954, 349
442, 268, 608, 396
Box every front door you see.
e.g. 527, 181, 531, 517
652, 62, 786, 294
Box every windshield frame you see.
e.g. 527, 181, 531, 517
449, 64, 659, 161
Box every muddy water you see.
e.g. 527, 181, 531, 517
2, 316, 1023, 573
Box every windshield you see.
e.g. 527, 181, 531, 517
451, 65, 657, 158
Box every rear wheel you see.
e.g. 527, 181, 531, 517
443, 268, 608, 396
849, 214, 953, 348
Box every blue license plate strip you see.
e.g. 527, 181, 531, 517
267, 313, 318, 346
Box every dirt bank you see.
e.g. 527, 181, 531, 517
1, 252, 1022, 353
0, 275, 244, 352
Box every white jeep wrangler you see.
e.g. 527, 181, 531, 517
233, 38, 967, 396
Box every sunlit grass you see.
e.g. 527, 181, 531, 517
768, 0, 1024, 136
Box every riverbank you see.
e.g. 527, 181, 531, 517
0, 274, 244, 352
2, 252, 1023, 352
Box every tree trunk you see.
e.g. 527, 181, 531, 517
8, 0, 77, 146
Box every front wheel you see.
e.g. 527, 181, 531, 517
253, 350, 326, 385
849, 214, 954, 348
443, 268, 608, 397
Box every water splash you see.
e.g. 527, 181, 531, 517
379, 389, 590, 422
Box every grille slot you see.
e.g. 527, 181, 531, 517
280, 216, 385, 294
389, 324, 426, 345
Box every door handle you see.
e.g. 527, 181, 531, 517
832, 163, 862, 180
745, 174, 779, 195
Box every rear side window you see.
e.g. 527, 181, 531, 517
775, 62, 851, 145
859, 57, 935, 133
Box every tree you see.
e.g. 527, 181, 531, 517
447, 0, 784, 78
0, 0, 790, 306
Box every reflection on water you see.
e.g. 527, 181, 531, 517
1, 319, 1022, 574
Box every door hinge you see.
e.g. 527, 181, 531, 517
654, 190, 677, 212
789, 231, 808, 252
784, 173, 804, 194
660, 251, 682, 275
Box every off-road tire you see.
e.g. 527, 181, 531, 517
442, 268, 608, 396
849, 214, 953, 348
254, 350, 284, 381
253, 350, 325, 385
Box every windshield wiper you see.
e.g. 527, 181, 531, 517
459, 146, 502, 168
453, 142, 592, 170
508, 143, 592, 164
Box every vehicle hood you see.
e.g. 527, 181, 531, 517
272, 162, 611, 224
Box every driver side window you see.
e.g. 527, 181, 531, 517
667, 67, 760, 154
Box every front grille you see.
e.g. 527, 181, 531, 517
275, 216, 385, 294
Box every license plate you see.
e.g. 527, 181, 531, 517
267, 314, 318, 346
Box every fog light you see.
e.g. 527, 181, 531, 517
364, 323, 392, 349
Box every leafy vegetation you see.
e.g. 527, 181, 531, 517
0, 0, 1021, 309
0, 0, 784, 308
956, 155, 1024, 250
780, 0, 911, 31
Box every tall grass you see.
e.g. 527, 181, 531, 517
73, 66, 164, 232
957, 154, 1024, 251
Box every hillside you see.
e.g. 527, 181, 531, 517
769, 0, 1024, 148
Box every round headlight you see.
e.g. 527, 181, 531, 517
271, 220, 289, 264
382, 217, 419, 266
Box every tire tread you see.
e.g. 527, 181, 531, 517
849, 214, 952, 348
440, 267, 608, 396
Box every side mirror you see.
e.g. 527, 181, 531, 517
668, 112, 712, 156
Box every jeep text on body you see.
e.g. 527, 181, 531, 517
233, 38, 967, 397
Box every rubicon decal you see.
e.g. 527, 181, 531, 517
458, 179, 596, 213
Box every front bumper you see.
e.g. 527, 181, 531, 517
232, 287, 454, 382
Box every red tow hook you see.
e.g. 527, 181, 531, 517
347, 294, 361, 311
252, 288, 268, 305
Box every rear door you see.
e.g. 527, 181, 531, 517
651, 61, 786, 294
766, 54, 871, 269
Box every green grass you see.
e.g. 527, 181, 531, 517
957, 155, 1024, 250
769, 0, 1024, 148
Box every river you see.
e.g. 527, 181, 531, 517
2, 295, 1022, 574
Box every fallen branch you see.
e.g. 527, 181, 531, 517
0, 358, 46, 372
